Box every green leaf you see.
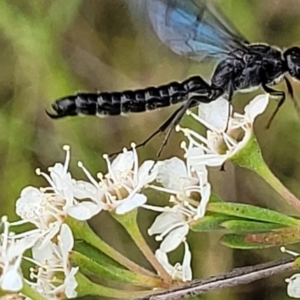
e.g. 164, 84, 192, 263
207, 202, 300, 227
222, 226, 300, 249
190, 215, 232, 232
70, 251, 157, 287
221, 234, 272, 249
21, 281, 46, 300
67, 218, 153, 277
221, 220, 283, 232
246, 227, 300, 246
75, 272, 152, 299
74, 241, 122, 268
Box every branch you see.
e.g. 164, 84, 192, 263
136, 257, 296, 300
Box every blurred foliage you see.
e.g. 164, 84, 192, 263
1, 0, 300, 299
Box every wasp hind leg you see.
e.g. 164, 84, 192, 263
262, 84, 285, 129
109, 105, 186, 158
283, 76, 300, 118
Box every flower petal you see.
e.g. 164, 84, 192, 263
182, 241, 192, 282
160, 224, 189, 253
66, 202, 103, 220
155, 249, 174, 275
116, 193, 147, 214
192, 153, 227, 167
1, 267, 23, 292
138, 160, 156, 185
197, 183, 211, 218
64, 267, 79, 298
155, 157, 188, 190
244, 94, 269, 122
148, 211, 185, 236
111, 151, 134, 174
286, 274, 300, 298
59, 224, 74, 257
198, 97, 231, 132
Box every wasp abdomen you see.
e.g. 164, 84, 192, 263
47, 76, 211, 119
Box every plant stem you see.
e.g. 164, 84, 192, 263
76, 272, 155, 299
70, 250, 161, 287
232, 136, 300, 212
256, 162, 300, 212
113, 210, 173, 285
21, 281, 46, 300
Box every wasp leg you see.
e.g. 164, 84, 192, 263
284, 76, 300, 117
109, 105, 185, 158
262, 84, 285, 129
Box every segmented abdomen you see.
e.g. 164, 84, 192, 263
47, 76, 210, 119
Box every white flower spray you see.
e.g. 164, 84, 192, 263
1, 93, 289, 299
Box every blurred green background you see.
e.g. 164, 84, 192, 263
1, 0, 300, 299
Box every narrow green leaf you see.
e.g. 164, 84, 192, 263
75, 272, 152, 299
21, 281, 46, 300
246, 227, 300, 246
221, 234, 272, 249
190, 215, 232, 232
67, 218, 153, 277
222, 227, 300, 249
70, 251, 158, 287
221, 220, 283, 232
74, 241, 122, 268
208, 202, 300, 227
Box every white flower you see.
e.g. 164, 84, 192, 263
28, 224, 78, 299
16, 186, 55, 228
0, 217, 40, 292
37, 146, 103, 220
37, 145, 75, 206
286, 274, 300, 298
155, 241, 192, 282
77, 144, 157, 215
150, 154, 211, 219
147, 155, 211, 252
16, 146, 104, 226
148, 207, 190, 253
179, 94, 269, 167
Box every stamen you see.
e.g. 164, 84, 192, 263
222, 132, 237, 150
1, 216, 9, 251
281, 246, 299, 257
62, 145, 71, 174
36, 168, 56, 190
78, 161, 99, 187
103, 154, 117, 182
130, 143, 139, 183
157, 221, 187, 239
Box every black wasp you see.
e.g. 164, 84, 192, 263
47, 0, 300, 155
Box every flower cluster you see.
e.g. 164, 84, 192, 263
0, 142, 159, 298
144, 94, 269, 281
0, 93, 276, 298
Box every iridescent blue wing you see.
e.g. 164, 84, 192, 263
145, 0, 249, 61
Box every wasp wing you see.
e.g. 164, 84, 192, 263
144, 0, 249, 61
